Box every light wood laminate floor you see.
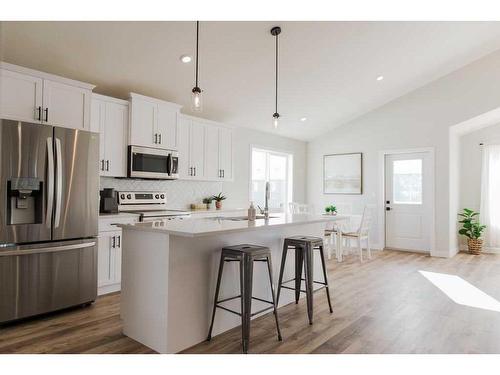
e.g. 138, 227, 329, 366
2, 250, 500, 354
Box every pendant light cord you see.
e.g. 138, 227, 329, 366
275, 32, 279, 114
195, 21, 199, 88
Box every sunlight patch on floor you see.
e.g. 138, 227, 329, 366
419, 270, 500, 312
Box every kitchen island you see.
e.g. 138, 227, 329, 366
118, 212, 348, 353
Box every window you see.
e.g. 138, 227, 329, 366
251, 147, 293, 212
392, 159, 422, 204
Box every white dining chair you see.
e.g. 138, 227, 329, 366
288, 202, 314, 214
324, 203, 352, 261
338, 205, 375, 262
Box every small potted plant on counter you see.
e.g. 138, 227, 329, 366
458, 208, 486, 255
325, 205, 337, 215
202, 197, 213, 210
211, 193, 227, 210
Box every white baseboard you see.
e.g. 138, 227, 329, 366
98, 283, 121, 296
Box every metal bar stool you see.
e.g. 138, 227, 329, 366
207, 244, 282, 354
276, 236, 333, 325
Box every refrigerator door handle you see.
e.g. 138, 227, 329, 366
54, 138, 63, 228
46, 137, 54, 228
0, 241, 96, 257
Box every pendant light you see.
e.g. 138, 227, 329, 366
271, 26, 281, 128
191, 21, 203, 111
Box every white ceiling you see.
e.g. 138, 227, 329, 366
2, 21, 500, 141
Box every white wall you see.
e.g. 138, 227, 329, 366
307, 49, 500, 257
102, 126, 307, 210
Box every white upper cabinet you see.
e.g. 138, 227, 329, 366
157, 102, 179, 150
0, 69, 43, 123
178, 114, 233, 182
0, 62, 94, 129
42, 79, 91, 130
91, 94, 128, 177
218, 126, 233, 180
129, 93, 181, 150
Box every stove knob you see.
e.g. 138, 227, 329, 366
120, 194, 125, 200
126, 194, 132, 199
160, 194, 165, 199
155, 194, 160, 199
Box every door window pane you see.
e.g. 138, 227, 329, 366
393, 159, 422, 204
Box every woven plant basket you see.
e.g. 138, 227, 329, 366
467, 238, 483, 255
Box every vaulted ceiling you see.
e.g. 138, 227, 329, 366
2, 21, 500, 140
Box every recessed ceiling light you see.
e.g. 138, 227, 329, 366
300, 117, 307, 122
180, 55, 192, 63
376, 75, 384, 81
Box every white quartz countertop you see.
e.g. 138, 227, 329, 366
117, 213, 350, 237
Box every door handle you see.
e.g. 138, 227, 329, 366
106, 160, 110, 171
100, 160, 104, 171
37, 106, 42, 121
54, 138, 63, 228
154, 133, 158, 144
193, 167, 196, 176
111, 236, 116, 249
117, 235, 121, 248
222, 169, 224, 178
44, 108, 49, 122
386, 207, 391, 211
46, 138, 54, 228
158, 133, 162, 144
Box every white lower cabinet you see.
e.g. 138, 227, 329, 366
97, 230, 122, 295
98, 214, 138, 295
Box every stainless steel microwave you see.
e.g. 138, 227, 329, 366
128, 145, 179, 180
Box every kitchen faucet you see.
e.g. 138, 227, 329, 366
257, 181, 270, 219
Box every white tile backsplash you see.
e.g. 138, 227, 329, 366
100, 177, 224, 210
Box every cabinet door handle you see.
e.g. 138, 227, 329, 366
158, 134, 162, 144
222, 169, 225, 178
106, 160, 110, 171
111, 236, 116, 249
100, 160, 104, 171
193, 167, 196, 176
37, 106, 42, 121
117, 235, 121, 248
44, 108, 49, 122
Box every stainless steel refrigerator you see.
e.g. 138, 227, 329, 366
0, 119, 99, 323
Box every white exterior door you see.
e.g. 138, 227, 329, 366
385, 152, 433, 251
0, 69, 43, 123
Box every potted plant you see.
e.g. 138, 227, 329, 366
458, 208, 486, 255
211, 193, 227, 210
324, 205, 337, 215
202, 197, 213, 210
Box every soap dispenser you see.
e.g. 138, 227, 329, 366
248, 201, 257, 221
